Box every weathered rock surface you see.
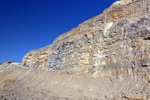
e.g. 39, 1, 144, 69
22, 0, 150, 74
21, 45, 51, 70
2, 0, 148, 99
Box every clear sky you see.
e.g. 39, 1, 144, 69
0, 0, 117, 63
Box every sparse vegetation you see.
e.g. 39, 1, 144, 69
7, 61, 14, 64
91, 16, 95, 19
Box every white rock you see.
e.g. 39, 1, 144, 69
104, 22, 113, 35
10, 62, 20, 65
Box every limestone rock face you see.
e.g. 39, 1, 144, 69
22, 0, 150, 74
1, 0, 150, 99
21, 45, 51, 70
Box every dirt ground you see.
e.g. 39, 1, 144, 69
0, 64, 150, 100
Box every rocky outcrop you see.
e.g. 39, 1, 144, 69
21, 45, 51, 70
21, 0, 148, 73
103, 0, 150, 22
1, 0, 150, 99
22, 0, 150, 74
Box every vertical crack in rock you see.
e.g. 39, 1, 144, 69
89, 32, 95, 72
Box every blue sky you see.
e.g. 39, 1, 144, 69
0, 0, 117, 63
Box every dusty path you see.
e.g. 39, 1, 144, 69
0, 63, 29, 74
0, 64, 150, 100
0, 64, 10, 74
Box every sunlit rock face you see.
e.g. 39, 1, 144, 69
22, 0, 150, 74
5, 0, 150, 99
21, 45, 51, 70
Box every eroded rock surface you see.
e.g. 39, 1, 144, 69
22, 0, 150, 74
13, 0, 150, 99
21, 45, 51, 70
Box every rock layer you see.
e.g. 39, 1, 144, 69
22, 0, 150, 74
21, 45, 51, 70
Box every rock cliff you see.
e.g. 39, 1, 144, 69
0, 0, 150, 99
22, 0, 150, 74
